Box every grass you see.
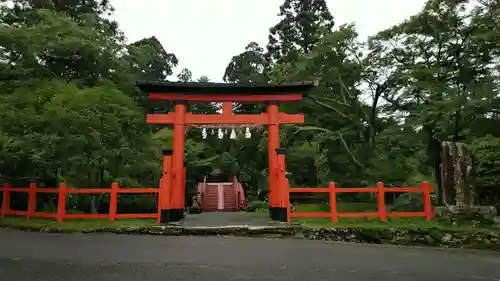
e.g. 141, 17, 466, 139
250, 203, 500, 233
0, 216, 156, 231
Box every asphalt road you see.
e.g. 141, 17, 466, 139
0, 229, 499, 281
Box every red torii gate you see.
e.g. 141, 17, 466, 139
136, 81, 315, 223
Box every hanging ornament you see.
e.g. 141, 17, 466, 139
218, 128, 224, 139
245, 127, 251, 139
230, 128, 236, 139
202, 127, 207, 139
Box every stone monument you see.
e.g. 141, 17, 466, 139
440, 141, 476, 207
437, 141, 496, 225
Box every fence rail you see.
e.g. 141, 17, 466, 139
0, 183, 161, 223
287, 182, 433, 223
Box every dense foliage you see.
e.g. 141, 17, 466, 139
1, 0, 499, 212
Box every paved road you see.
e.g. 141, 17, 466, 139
0, 230, 499, 281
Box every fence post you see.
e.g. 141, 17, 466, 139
27, 182, 37, 220
377, 182, 386, 222
422, 181, 432, 220
1, 184, 11, 218
56, 183, 68, 222
329, 182, 338, 223
109, 182, 119, 222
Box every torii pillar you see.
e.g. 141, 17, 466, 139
266, 101, 283, 220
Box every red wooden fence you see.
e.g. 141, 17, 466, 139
287, 182, 434, 223
0, 183, 161, 223
1, 181, 434, 224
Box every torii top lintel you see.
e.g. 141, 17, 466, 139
135, 80, 316, 102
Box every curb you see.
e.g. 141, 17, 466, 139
1, 223, 499, 251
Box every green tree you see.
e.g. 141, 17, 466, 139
368, 0, 500, 197
126, 36, 178, 82
223, 42, 268, 84
176, 68, 192, 82
223, 42, 268, 114
267, 0, 334, 63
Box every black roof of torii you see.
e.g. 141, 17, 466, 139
135, 80, 317, 95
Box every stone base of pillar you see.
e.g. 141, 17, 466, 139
269, 207, 288, 222
160, 209, 184, 224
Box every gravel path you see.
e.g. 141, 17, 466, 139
181, 211, 269, 226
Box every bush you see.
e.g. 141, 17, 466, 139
246, 201, 267, 212
435, 206, 498, 227
390, 193, 424, 212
